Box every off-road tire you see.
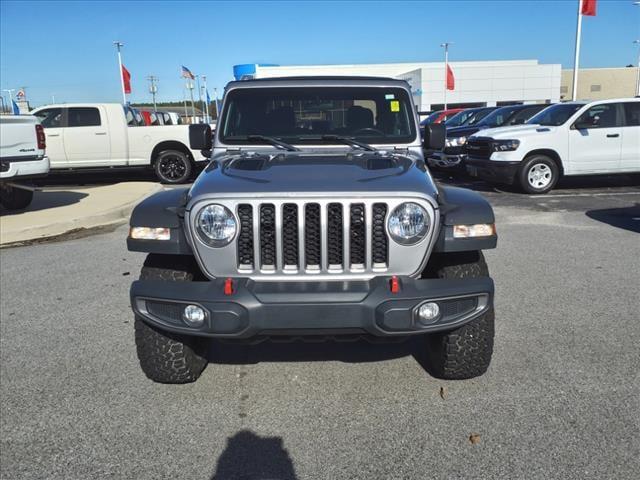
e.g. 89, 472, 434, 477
517, 154, 559, 194
423, 251, 494, 380
0, 184, 34, 210
154, 150, 192, 184
134, 254, 207, 383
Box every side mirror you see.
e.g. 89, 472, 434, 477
423, 123, 445, 150
189, 123, 212, 150
573, 121, 592, 130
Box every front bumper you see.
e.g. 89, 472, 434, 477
428, 151, 466, 168
0, 156, 50, 180
466, 157, 520, 185
131, 276, 494, 339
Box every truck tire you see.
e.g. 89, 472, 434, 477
134, 254, 207, 383
423, 251, 494, 380
0, 184, 34, 210
154, 150, 192, 184
517, 154, 559, 194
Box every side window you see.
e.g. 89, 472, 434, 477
34, 108, 63, 128
575, 104, 619, 129
67, 107, 101, 127
622, 102, 640, 127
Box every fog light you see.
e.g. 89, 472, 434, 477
182, 305, 206, 327
417, 302, 440, 324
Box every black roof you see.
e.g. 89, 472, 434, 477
226, 76, 409, 88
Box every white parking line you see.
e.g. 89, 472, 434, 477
529, 191, 640, 199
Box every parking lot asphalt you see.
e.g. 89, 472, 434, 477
1, 175, 639, 479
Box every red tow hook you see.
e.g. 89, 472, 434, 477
224, 278, 234, 296
390, 275, 400, 294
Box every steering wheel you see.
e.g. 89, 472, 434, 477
352, 127, 385, 136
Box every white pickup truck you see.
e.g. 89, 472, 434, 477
0, 115, 50, 209
30, 103, 208, 183
466, 98, 640, 193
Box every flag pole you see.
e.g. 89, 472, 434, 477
202, 75, 210, 124
113, 41, 127, 105
571, 1, 583, 101
440, 42, 451, 110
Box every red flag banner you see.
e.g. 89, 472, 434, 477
122, 65, 132, 94
581, 0, 596, 16
446, 64, 455, 91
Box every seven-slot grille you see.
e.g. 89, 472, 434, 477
236, 201, 390, 273
465, 137, 493, 159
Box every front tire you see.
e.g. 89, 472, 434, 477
423, 251, 495, 380
0, 184, 34, 210
154, 150, 192, 184
518, 155, 559, 194
134, 254, 207, 383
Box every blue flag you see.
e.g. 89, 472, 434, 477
11, 100, 19, 115
206, 89, 211, 104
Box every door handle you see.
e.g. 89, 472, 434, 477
95, 132, 107, 136
606, 134, 619, 138
48, 133, 60, 137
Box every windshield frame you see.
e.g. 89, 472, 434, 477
218, 85, 418, 147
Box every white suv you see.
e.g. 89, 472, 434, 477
465, 98, 640, 193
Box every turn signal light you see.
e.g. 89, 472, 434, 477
453, 224, 495, 238
390, 276, 400, 294
129, 227, 170, 241
224, 278, 234, 296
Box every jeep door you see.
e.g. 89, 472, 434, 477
32, 107, 67, 168
568, 102, 623, 174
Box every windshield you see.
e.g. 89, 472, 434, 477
220, 86, 416, 145
445, 110, 473, 127
478, 106, 521, 128
422, 111, 443, 125
527, 103, 584, 126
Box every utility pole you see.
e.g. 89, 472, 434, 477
202, 75, 210, 123
147, 75, 158, 113
440, 42, 452, 110
570, 1, 583, 101
113, 41, 127, 104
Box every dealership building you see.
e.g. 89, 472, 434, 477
233, 60, 562, 111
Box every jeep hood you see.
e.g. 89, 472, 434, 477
188, 151, 438, 199
472, 124, 558, 139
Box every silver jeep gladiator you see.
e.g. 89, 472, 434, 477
127, 77, 497, 383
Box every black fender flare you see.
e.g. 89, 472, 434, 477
127, 187, 193, 255
434, 186, 497, 252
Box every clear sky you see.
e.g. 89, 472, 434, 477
1, 0, 639, 107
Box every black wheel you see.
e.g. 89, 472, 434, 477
518, 154, 559, 194
422, 251, 495, 380
0, 184, 34, 210
154, 150, 192, 184
134, 254, 207, 383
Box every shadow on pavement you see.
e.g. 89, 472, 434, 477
586, 204, 640, 233
210, 337, 419, 366
0, 190, 88, 216
210, 430, 298, 480
36, 170, 157, 187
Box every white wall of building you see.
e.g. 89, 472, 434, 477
254, 60, 561, 110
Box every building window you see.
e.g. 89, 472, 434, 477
560, 86, 568, 94
590, 84, 602, 92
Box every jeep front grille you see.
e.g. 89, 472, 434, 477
189, 197, 438, 280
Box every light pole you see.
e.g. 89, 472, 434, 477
186, 80, 196, 121
113, 41, 127, 104
202, 75, 210, 123
440, 42, 452, 110
147, 75, 158, 113
195, 75, 204, 123
3, 89, 15, 113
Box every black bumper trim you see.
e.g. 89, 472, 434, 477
466, 157, 521, 184
130, 276, 494, 339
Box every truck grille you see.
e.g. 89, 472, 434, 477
189, 197, 437, 280
465, 137, 493, 159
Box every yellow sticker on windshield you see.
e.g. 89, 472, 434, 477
390, 100, 400, 112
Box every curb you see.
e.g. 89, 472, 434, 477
0, 184, 163, 247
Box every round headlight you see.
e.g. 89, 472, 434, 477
388, 202, 430, 245
196, 204, 237, 247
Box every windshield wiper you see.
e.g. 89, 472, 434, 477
229, 135, 300, 151
300, 134, 377, 152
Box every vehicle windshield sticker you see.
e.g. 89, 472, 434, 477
385, 94, 395, 100
390, 100, 400, 112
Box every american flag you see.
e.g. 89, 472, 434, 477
181, 65, 195, 80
